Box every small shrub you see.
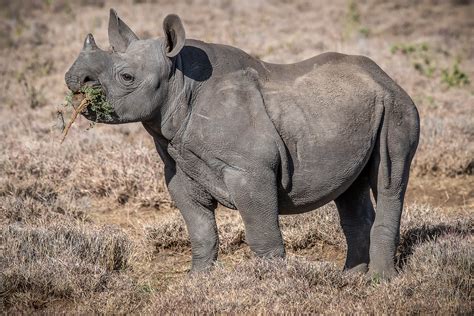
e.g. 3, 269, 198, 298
343, 0, 369, 39
390, 42, 427, 55
441, 60, 470, 87
391, 42, 437, 77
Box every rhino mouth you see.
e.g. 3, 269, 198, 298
69, 84, 118, 123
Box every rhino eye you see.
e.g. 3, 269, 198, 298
121, 73, 134, 82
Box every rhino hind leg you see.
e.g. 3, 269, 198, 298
367, 98, 419, 280
367, 160, 409, 280
335, 169, 375, 274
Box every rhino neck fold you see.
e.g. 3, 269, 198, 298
145, 53, 199, 142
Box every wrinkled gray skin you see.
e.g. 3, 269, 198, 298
65, 9, 420, 279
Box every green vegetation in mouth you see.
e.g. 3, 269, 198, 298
61, 86, 113, 143
80, 86, 114, 121
65, 86, 113, 121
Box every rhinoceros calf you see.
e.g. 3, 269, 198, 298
65, 9, 419, 279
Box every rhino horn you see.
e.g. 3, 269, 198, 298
82, 33, 99, 51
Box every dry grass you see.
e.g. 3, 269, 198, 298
0, 0, 473, 313
147, 205, 343, 255
1, 201, 471, 313
0, 221, 138, 312
146, 236, 472, 314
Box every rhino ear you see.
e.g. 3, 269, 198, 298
163, 14, 185, 58
108, 8, 139, 52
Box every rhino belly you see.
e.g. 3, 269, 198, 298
278, 134, 374, 214
265, 93, 380, 214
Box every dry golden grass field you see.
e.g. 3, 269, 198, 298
0, 0, 473, 313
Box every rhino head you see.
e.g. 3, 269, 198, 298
65, 9, 186, 124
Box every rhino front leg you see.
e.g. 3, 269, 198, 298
224, 168, 285, 258
167, 168, 219, 272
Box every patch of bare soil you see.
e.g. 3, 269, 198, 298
407, 176, 474, 210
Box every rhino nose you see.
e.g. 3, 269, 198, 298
65, 70, 82, 93
65, 70, 98, 93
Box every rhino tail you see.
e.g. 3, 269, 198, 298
380, 97, 391, 189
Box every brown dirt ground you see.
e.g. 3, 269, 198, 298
407, 176, 474, 210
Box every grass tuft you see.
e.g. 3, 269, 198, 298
0, 222, 135, 310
